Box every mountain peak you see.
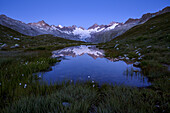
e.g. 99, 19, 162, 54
109, 21, 118, 25
88, 23, 99, 30
0, 14, 7, 17
37, 20, 47, 25
79, 26, 85, 30
57, 25, 63, 28
28, 20, 50, 27
124, 18, 140, 24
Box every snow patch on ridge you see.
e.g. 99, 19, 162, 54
52, 45, 104, 57
58, 25, 63, 28
72, 28, 91, 40
71, 23, 119, 40
106, 23, 119, 30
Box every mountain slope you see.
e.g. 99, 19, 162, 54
98, 13, 170, 102
0, 24, 85, 50
99, 12, 170, 74
89, 6, 170, 43
0, 7, 169, 42
0, 15, 120, 42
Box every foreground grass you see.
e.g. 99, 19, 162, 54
96, 12, 170, 112
0, 13, 170, 112
2, 83, 169, 113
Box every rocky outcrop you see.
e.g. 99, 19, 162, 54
0, 7, 169, 43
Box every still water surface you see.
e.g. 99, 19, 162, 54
38, 45, 151, 87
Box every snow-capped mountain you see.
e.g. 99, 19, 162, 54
27, 19, 120, 41
0, 6, 169, 43
52, 45, 104, 59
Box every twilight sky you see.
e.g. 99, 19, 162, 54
0, 0, 169, 28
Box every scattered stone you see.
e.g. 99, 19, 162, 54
131, 58, 136, 60
133, 70, 139, 72
140, 55, 145, 58
1, 43, 8, 48
114, 44, 119, 48
133, 62, 141, 67
15, 44, 20, 47
119, 57, 125, 60
125, 57, 129, 60
137, 48, 142, 50
155, 105, 160, 108
136, 51, 139, 54
10, 44, 20, 48
38, 75, 42, 78
138, 57, 142, 60
10, 46, 16, 48
147, 45, 152, 48
62, 102, 70, 107
114, 58, 119, 61
116, 48, 119, 50
24, 84, 27, 88
14, 37, 20, 40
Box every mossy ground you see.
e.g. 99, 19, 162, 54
0, 13, 170, 112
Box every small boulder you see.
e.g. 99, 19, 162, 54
1, 44, 8, 48
114, 58, 119, 61
15, 44, 20, 47
131, 58, 136, 60
133, 62, 141, 67
14, 38, 20, 40
147, 45, 152, 48
10, 44, 20, 48
62, 102, 70, 107
138, 57, 142, 60
125, 57, 129, 60
114, 44, 119, 48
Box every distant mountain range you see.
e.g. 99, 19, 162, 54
0, 6, 169, 43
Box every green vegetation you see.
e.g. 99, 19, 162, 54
2, 84, 169, 113
97, 12, 170, 112
0, 13, 170, 112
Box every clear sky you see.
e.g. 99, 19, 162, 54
0, 0, 169, 28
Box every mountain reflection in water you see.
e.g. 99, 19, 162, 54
38, 45, 151, 87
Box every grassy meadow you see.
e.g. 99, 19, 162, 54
0, 13, 170, 112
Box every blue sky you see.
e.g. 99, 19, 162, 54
1, 0, 169, 28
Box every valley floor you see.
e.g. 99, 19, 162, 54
0, 43, 169, 113
0, 13, 170, 113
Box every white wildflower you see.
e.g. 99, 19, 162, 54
24, 84, 27, 88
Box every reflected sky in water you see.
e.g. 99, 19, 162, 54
38, 45, 151, 87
